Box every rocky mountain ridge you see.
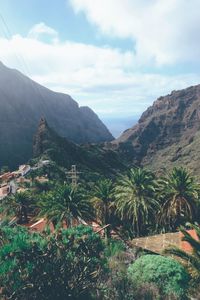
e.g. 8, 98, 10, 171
0, 62, 113, 168
2, 59, 200, 175
33, 83, 200, 177
114, 84, 200, 175
33, 118, 127, 178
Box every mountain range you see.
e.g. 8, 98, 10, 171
1, 62, 200, 177
33, 83, 200, 179
0, 62, 113, 169
113, 84, 200, 176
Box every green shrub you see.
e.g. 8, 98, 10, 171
104, 239, 126, 258
128, 254, 189, 299
0, 225, 105, 300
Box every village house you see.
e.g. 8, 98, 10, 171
0, 172, 14, 183
0, 183, 11, 200
16, 177, 31, 184
35, 176, 49, 183
18, 165, 31, 177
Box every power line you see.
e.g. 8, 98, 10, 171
66, 165, 81, 187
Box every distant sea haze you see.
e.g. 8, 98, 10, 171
102, 116, 139, 138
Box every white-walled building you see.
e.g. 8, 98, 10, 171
18, 165, 31, 176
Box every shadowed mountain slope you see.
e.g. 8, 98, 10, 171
0, 62, 113, 169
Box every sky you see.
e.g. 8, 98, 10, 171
0, 0, 200, 137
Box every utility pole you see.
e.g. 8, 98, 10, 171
66, 165, 81, 187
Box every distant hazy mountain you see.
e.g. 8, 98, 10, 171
102, 116, 139, 138
0, 62, 113, 169
113, 84, 200, 176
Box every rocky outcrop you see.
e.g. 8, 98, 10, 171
0, 62, 113, 168
33, 118, 126, 177
114, 84, 200, 175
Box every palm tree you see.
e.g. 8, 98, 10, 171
91, 179, 114, 241
1, 191, 31, 224
114, 167, 158, 237
37, 183, 94, 228
157, 167, 200, 231
165, 223, 200, 283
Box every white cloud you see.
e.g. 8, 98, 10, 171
70, 0, 200, 65
0, 22, 200, 135
28, 22, 58, 41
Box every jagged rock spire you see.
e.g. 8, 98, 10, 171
39, 116, 48, 127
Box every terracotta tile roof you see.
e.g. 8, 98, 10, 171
27, 219, 112, 237
180, 229, 198, 253
131, 229, 199, 254
27, 219, 54, 232
131, 232, 181, 254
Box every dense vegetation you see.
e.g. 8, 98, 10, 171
128, 255, 189, 299
165, 223, 200, 285
1, 165, 200, 299
0, 225, 105, 300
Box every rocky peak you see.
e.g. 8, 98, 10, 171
38, 117, 48, 128
33, 117, 52, 158
32, 118, 126, 176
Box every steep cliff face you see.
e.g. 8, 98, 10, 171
114, 84, 200, 175
0, 62, 113, 168
33, 118, 126, 177
79, 106, 113, 142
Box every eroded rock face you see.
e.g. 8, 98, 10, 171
114, 85, 200, 174
0, 62, 113, 168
